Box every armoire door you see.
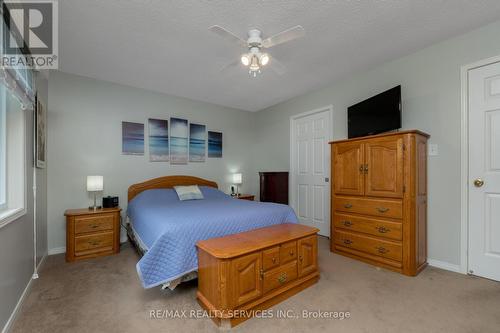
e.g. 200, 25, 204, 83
333, 141, 365, 196
364, 137, 404, 198
230, 253, 262, 307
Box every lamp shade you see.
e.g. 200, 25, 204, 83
232, 173, 242, 184
87, 176, 104, 192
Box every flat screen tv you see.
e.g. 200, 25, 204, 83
348, 85, 401, 139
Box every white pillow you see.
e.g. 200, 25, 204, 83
173, 185, 204, 201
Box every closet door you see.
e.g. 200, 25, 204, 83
333, 142, 365, 196
364, 137, 404, 198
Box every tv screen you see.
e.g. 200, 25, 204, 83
348, 86, 401, 138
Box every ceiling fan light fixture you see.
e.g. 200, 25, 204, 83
241, 54, 250, 66
260, 53, 270, 66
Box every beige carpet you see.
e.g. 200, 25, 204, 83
11, 237, 500, 333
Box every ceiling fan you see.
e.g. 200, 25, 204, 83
208, 25, 305, 77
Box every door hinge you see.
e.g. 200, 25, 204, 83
402, 144, 406, 151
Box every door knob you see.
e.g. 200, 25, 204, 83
473, 179, 484, 187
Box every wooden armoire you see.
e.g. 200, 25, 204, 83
330, 130, 429, 276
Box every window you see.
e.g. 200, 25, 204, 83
0, 86, 5, 210
0, 0, 32, 227
0, 82, 26, 228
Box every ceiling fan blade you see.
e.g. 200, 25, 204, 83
209, 25, 247, 47
219, 59, 241, 73
262, 25, 305, 48
268, 57, 287, 75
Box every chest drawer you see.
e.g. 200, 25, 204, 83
263, 260, 298, 294
75, 232, 114, 255
280, 241, 297, 265
333, 213, 402, 241
75, 214, 114, 234
334, 196, 403, 219
262, 246, 280, 271
334, 230, 402, 262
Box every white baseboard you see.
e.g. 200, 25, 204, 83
427, 259, 463, 273
48, 246, 65, 255
2, 254, 46, 333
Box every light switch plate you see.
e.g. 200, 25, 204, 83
428, 144, 439, 156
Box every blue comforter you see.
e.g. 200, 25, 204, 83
127, 187, 298, 288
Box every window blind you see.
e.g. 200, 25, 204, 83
0, 1, 35, 110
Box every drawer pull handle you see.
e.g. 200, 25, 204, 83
88, 241, 101, 246
343, 239, 353, 245
376, 247, 388, 254
359, 165, 364, 173
344, 204, 353, 209
376, 226, 390, 233
343, 220, 353, 227
272, 257, 277, 263
377, 207, 389, 213
91, 224, 99, 229
277, 273, 287, 284
364, 164, 369, 174
289, 251, 294, 256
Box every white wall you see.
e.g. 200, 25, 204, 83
47, 71, 257, 252
253, 20, 500, 267
0, 72, 48, 331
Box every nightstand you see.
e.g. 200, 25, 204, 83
236, 194, 255, 201
64, 207, 121, 262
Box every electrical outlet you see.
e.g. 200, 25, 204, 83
428, 144, 439, 156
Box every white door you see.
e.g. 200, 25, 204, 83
291, 107, 332, 237
468, 61, 500, 281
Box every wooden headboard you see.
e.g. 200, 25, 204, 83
128, 175, 218, 202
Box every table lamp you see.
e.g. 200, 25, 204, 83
233, 173, 242, 197
87, 176, 104, 211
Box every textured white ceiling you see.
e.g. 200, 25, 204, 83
59, 0, 500, 111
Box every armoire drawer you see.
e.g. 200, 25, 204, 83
333, 213, 402, 241
334, 196, 403, 219
334, 230, 402, 262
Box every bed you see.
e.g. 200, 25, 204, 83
126, 175, 298, 289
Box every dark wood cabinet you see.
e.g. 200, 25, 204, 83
259, 172, 289, 204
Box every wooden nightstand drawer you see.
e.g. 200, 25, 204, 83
236, 194, 255, 201
65, 207, 121, 262
75, 232, 114, 255
75, 214, 114, 234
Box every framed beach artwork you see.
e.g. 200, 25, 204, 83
208, 131, 223, 158
122, 122, 144, 155
148, 118, 169, 162
189, 123, 206, 162
170, 117, 188, 164
35, 96, 46, 168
